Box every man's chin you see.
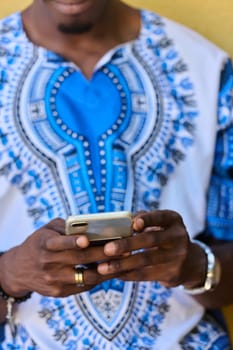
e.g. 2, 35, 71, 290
57, 22, 93, 34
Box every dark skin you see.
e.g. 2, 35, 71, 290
1, 0, 233, 323
22, 0, 141, 79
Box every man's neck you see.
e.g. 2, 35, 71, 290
22, 1, 140, 55
21, 1, 140, 79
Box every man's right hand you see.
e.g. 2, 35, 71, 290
0, 218, 118, 299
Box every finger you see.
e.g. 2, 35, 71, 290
98, 248, 175, 275
45, 232, 89, 251
41, 265, 102, 288
120, 263, 182, 286
104, 224, 186, 256
61, 268, 121, 296
45, 219, 90, 247
45, 217, 66, 234
120, 266, 157, 281
31, 264, 157, 297
40, 243, 110, 267
133, 210, 184, 231
71, 266, 120, 286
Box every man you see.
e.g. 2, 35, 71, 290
0, 0, 233, 348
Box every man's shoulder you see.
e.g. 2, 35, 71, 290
141, 9, 227, 63
0, 12, 22, 39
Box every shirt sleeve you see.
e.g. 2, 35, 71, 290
206, 58, 233, 240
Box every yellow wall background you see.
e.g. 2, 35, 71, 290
0, 0, 233, 343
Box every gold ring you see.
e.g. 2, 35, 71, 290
74, 268, 85, 287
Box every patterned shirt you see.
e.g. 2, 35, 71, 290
0, 10, 232, 350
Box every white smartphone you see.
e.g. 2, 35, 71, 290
65, 211, 132, 245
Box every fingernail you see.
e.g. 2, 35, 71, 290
76, 236, 89, 248
97, 263, 109, 274
104, 241, 118, 255
133, 217, 144, 230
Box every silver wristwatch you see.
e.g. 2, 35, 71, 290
179, 239, 221, 295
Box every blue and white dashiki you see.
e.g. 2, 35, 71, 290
0, 9, 233, 350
